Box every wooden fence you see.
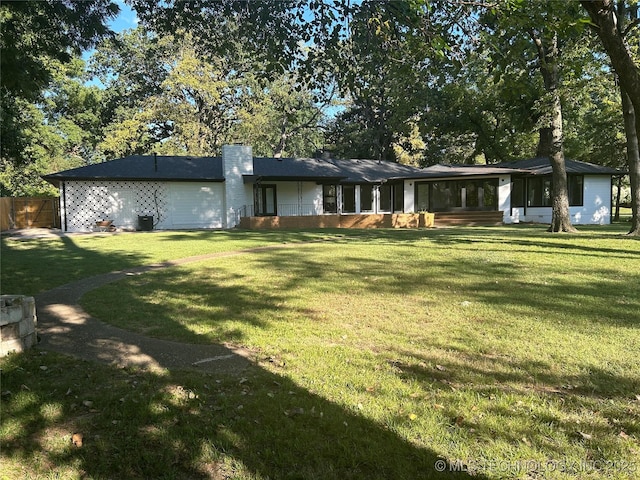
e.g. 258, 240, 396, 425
0, 197, 61, 231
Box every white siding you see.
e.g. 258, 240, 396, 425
167, 183, 224, 229
63, 181, 169, 232
498, 175, 514, 223
572, 175, 612, 225
403, 180, 415, 213
223, 145, 253, 227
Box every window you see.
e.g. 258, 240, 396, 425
464, 182, 479, 208
342, 185, 356, 213
415, 182, 429, 212
360, 185, 374, 212
254, 184, 277, 216
527, 177, 552, 207
379, 184, 392, 212
482, 179, 498, 209
431, 182, 458, 212
568, 176, 583, 206
512, 178, 525, 207
525, 176, 583, 207
393, 183, 404, 212
323, 184, 337, 213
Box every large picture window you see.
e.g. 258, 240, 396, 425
416, 179, 498, 212
525, 175, 583, 207
527, 177, 552, 207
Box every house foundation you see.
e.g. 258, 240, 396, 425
238, 213, 435, 229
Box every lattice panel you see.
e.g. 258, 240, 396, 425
65, 181, 169, 231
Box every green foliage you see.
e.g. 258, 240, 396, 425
0, 0, 119, 164
2, 227, 639, 478
0, 60, 103, 196
94, 28, 327, 158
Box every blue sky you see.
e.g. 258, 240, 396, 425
109, 0, 138, 32
82, 1, 137, 72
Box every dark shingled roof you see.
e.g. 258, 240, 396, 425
397, 163, 527, 180
248, 157, 421, 183
42, 154, 623, 188
494, 157, 623, 175
42, 155, 224, 186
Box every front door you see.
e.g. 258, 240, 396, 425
254, 184, 277, 216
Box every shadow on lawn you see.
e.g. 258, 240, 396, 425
0, 352, 479, 479
386, 347, 640, 460
0, 235, 153, 295
2, 233, 482, 479
4, 226, 638, 478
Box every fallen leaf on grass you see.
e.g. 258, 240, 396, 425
433, 404, 445, 410
577, 431, 592, 440
619, 431, 631, 440
71, 432, 83, 447
435, 364, 446, 371
454, 415, 464, 426
408, 413, 418, 421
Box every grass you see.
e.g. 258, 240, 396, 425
1, 225, 640, 479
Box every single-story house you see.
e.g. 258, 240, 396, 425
42, 145, 621, 232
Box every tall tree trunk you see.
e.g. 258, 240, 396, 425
620, 87, 640, 231
530, 30, 577, 233
536, 127, 553, 158
582, 0, 640, 234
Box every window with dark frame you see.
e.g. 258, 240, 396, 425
379, 184, 392, 212
254, 184, 277, 216
415, 182, 429, 212
342, 185, 356, 213
393, 183, 404, 212
360, 185, 374, 211
525, 175, 583, 207
512, 178, 525, 208
323, 184, 338, 213
568, 176, 584, 206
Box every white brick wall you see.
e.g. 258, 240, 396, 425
222, 145, 253, 227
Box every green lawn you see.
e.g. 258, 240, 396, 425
1, 225, 639, 479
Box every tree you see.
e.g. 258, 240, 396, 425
581, 0, 640, 235
0, 0, 118, 164
0, 59, 103, 196
235, 76, 326, 158
93, 27, 327, 158
478, 3, 589, 232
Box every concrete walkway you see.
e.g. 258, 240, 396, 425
34, 243, 316, 373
